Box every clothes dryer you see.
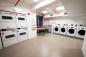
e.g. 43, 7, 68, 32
1, 30, 18, 48
16, 14, 27, 28
17, 28, 28, 42
0, 11, 16, 29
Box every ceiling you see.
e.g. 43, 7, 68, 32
6, 0, 65, 16
23, 0, 45, 7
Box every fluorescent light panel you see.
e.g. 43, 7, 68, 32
33, 0, 39, 2
42, 11, 48, 13
56, 6, 65, 11
34, 0, 55, 9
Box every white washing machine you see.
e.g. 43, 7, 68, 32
17, 28, 28, 42
60, 24, 68, 35
1, 30, 18, 48
76, 26, 86, 38
67, 24, 77, 37
53, 24, 60, 34
16, 14, 27, 28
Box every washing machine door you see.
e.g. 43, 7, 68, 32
78, 30, 85, 36
54, 27, 58, 31
69, 29, 75, 34
61, 28, 65, 32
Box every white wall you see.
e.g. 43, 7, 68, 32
61, 0, 86, 16
44, 16, 86, 26
27, 13, 37, 39
0, 0, 37, 39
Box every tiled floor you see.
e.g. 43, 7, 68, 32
0, 33, 84, 57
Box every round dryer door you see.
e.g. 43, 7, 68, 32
61, 28, 65, 32
55, 27, 58, 31
69, 29, 75, 34
78, 30, 85, 36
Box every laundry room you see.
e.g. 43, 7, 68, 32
0, 0, 86, 57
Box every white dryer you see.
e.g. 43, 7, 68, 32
0, 11, 16, 30
60, 24, 68, 35
1, 30, 18, 48
67, 24, 77, 37
76, 26, 86, 38
53, 24, 60, 34
16, 14, 27, 28
17, 28, 28, 42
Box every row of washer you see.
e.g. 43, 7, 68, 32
52, 24, 86, 39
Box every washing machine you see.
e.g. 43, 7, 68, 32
60, 24, 68, 35
67, 24, 77, 37
53, 24, 60, 34
16, 14, 27, 28
17, 28, 28, 42
1, 30, 18, 48
76, 26, 86, 38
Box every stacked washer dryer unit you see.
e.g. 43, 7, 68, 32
0, 11, 18, 48
67, 24, 77, 37
53, 24, 60, 34
16, 13, 28, 43
76, 24, 86, 39
60, 24, 68, 35
0, 11, 28, 48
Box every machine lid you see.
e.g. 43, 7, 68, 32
78, 30, 85, 36
61, 28, 65, 32
69, 29, 75, 34
55, 27, 58, 31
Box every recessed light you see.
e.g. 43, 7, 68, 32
56, 6, 65, 11
42, 11, 48, 14
34, 0, 39, 2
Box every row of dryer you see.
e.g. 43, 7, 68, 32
0, 10, 28, 48
53, 24, 86, 39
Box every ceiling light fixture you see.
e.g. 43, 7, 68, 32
34, 0, 39, 2
42, 11, 48, 14
34, 0, 55, 9
56, 6, 65, 11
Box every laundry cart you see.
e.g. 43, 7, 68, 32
16, 14, 27, 28
1, 30, 18, 48
17, 28, 28, 43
